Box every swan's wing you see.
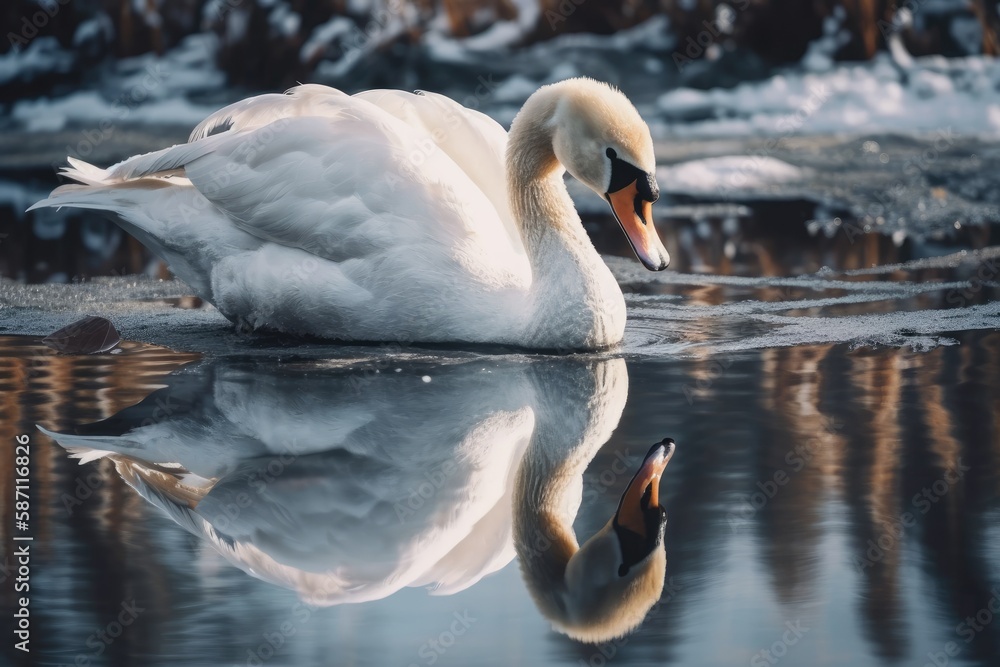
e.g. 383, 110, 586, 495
84, 86, 525, 273
189, 85, 517, 252
354, 89, 522, 256
188, 84, 354, 141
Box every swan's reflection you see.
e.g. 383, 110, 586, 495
41, 356, 673, 642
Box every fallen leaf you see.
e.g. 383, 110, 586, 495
42, 316, 121, 354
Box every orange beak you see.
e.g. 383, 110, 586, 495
615, 439, 675, 538
606, 182, 670, 271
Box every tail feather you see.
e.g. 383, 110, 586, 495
37, 425, 214, 508
37, 425, 119, 455
27, 178, 174, 214
61, 157, 111, 186
28, 146, 259, 300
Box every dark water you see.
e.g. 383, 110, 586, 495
1, 330, 999, 667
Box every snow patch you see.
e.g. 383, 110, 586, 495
658, 156, 806, 196
657, 54, 1000, 137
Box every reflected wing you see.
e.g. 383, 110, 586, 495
193, 406, 534, 605
41, 360, 536, 605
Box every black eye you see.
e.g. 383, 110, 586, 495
606, 147, 617, 158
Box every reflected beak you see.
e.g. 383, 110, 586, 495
605, 182, 670, 271
615, 439, 675, 538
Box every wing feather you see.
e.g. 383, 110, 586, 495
48, 84, 528, 292
357, 89, 521, 254
180, 104, 520, 269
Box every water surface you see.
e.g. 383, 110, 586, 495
2, 329, 999, 667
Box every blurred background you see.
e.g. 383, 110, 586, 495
2, 0, 999, 283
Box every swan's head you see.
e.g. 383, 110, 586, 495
547, 78, 669, 271
558, 438, 675, 642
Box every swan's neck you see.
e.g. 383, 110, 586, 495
506, 105, 625, 350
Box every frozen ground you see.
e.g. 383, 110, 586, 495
2, 246, 998, 360
650, 134, 1000, 240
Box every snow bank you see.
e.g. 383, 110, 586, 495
657, 53, 1000, 137
657, 156, 806, 196
0, 37, 74, 87
12, 90, 219, 132
9, 34, 223, 132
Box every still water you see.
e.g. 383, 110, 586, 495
1, 328, 999, 666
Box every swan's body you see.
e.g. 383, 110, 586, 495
30, 79, 668, 349
41, 356, 674, 641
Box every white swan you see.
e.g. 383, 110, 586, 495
29, 78, 668, 350
39, 356, 675, 641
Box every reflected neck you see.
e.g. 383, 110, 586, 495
513, 439, 583, 618
512, 360, 627, 618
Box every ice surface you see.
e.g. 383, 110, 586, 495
2, 247, 997, 361
650, 134, 1000, 239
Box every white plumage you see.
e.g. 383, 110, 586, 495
39, 358, 627, 607
31, 78, 669, 349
